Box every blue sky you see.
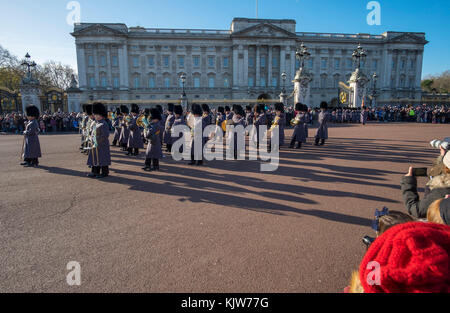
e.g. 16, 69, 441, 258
0, 0, 449, 78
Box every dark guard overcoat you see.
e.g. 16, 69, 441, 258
292, 113, 307, 143
315, 111, 329, 140
145, 121, 164, 159
23, 119, 42, 159
127, 116, 144, 149
87, 119, 111, 167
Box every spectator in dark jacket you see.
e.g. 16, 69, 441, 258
401, 150, 450, 218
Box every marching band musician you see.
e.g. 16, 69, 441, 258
229, 105, 246, 159
253, 103, 267, 149
142, 108, 151, 145
111, 107, 122, 147
189, 104, 207, 166
290, 103, 308, 149
127, 104, 144, 156
82, 104, 95, 155
245, 105, 254, 127
163, 103, 175, 153
79, 104, 89, 152
315, 101, 330, 146
273, 103, 286, 147
118, 105, 130, 151
225, 106, 234, 121
143, 108, 164, 172
216, 106, 226, 129
87, 103, 111, 179
21, 105, 42, 168
171, 104, 186, 154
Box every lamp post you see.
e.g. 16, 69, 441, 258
180, 73, 188, 111
371, 73, 378, 107
21, 53, 37, 81
352, 44, 367, 70
295, 43, 311, 70
280, 72, 288, 105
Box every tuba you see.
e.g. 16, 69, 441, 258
137, 115, 147, 128
269, 116, 281, 132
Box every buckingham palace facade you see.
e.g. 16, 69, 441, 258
71, 17, 428, 107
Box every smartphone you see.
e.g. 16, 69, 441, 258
412, 167, 428, 177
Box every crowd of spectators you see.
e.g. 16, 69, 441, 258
0, 111, 81, 134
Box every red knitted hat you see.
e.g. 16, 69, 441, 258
360, 222, 450, 293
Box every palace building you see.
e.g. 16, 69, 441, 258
71, 17, 427, 107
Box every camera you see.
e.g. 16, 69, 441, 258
430, 138, 450, 150
362, 236, 375, 249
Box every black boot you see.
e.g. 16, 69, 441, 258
289, 138, 296, 149
134, 148, 140, 156
153, 159, 159, 171
111, 140, 117, 146
126, 148, 133, 156
189, 154, 196, 165
314, 138, 320, 146
143, 158, 152, 171
320, 139, 325, 146
296, 142, 302, 149
87, 166, 100, 178
21, 158, 31, 166
96, 166, 109, 178
196, 160, 204, 166
167, 144, 172, 153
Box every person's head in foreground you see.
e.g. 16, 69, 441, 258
428, 196, 450, 225
348, 222, 450, 293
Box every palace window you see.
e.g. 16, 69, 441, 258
194, 77, 200, 88
249, 57, 254, 68
223, 57, 229, 68
163, 56, 170, 68
101, 76, 107, 88
308, 58, 314, 68
193, 56, 200, 68
410, 59, 415, 69
100, 55, 106, 67
272, 57, 278, 68
148, 56, 155, 67
113, 77, 119, 89
148, 77, 155, 88
133, 56, 140, 68
88, 55, 94, 67
334, 58, 340, 70
89, 76, 95, 88
208, 77, 215, 88
112, 55, 118, 67
321, 58, 328, 69
401, 59, 406, 70
296, 59, 300, 69
164, 77, 171, 88
248, 77, 254, 87
272, 77, 278, 87
208, 56, 215, 68
260, 77, 266, 87
372, 60, 378, 69
224, 77, 230, 88
346, 59, 353, 68
178, 56, 185, 68
261, 57, 266, 68
134, 76, 140, 89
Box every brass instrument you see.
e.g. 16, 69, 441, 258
137, 114, 148, 128
269, 116, 281, 132
290, 115, 301, 127
123, 115, 131, 127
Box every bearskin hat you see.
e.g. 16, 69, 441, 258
150, 108, 162, 121
144, 108, 151, 118
130, 103, 140, 114
202, 104, 210, 113
225, 106, 231, 112
115, 107, 121, 115
295, 103, 303, 111
167, 103, 175, 113
218, 106, 225, 114
85, 104, 93, 116
191, 104, 203, 116
275, 102, 285, 113
174, 105, 183, 116
120, 105, 129, 115
253, 104, 262, 114
25, 105, 40, 118
233, 105, 243, 115
258, 103, 266, 112
156, 105, 163, 114
92, 102, 107, 118
320, 101, 328, 110
245, 105, 252, 111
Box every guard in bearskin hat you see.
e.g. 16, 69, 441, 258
86, 102, 111, 178
272, 102, 286, 147
21, 105, 42, 167
118, 105, 130, 151
111, 107, 122, 147
189, 104, 206, 166
245, 105, 254, 127
171, 104, 186, 154
143, 108, 164, 172
315, 101, 329, 146
163, 103, 176, 152
126, 103, 144, 156
290, 103, 308, 149
253, 103, 267, 149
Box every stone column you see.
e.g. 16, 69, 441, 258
268, 46, 273, 87
243, 46, 249, 88
256, 46, 260, 87
106, 45, 112, 89
76, 44, 87, 89
119, 43, 129, 90
93, 45, 99, 87
232, 45, 239, 88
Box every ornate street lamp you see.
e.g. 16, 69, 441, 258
281, 72, 287, 94
371, 72, 378, 107
295, 43, 311, 69
21, 53, 37, 80
352, 44, 367, 70
180, 73, 187, 97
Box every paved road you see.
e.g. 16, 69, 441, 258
0, 123, 448, 292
